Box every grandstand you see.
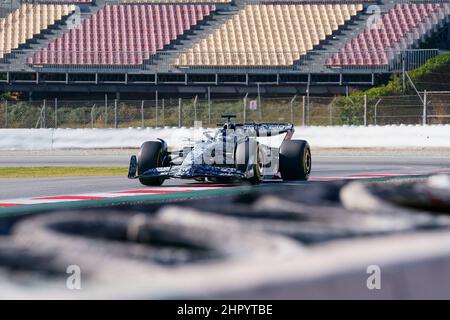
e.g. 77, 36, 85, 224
0, 4, 76, 58
0, 0, 448, 98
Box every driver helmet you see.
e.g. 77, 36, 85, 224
223, 122, 236, 131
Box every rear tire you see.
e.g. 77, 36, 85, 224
279, 140, 311, 181
235, 139, 262, 185
138, 141, 166, 186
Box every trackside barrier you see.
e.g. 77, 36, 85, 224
1, 125, 450, 150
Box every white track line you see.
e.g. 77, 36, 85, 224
0, 186, 228, 207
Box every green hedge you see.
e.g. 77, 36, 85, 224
352, 52, 450, 99
332, 52, 450, 124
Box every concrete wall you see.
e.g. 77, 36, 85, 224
1, 125, 450, 150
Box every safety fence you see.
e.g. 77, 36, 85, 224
1, 91, 450, 128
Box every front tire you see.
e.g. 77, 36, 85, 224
138, 141, 166, 186
235, 139, 262, 185
279, 140, 311, 181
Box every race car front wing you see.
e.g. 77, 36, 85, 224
128, 155, 246, 180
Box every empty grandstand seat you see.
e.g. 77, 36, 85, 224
326, 3, 450, 68
174, 3, 363, 67
28, 4, 216, 65
0, 4, 75, 59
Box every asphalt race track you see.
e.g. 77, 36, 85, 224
1, 149, 450, 299
0, 149, 449, 201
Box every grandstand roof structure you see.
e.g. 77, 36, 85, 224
0, 0, 449, 97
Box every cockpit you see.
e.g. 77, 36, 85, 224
222, 122, 236, 131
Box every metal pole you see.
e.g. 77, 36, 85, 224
162, 98, 165, 127
141, 100, 144, 128
302, 96, 306, 126
364, 94, 367, 126
105, 94, 108, 128
329, 102, 333, 126
423, 90, 427, 125
155, 91, 158, 127
91, 104, 96, 129
374, 99, 382, 126
178, 98, 182, 128
37, 106, 42, 129
402, 53, 406, 92
306, 82, 310, 125
193, 95, 198, 125
4, 100, 7, 128
405, 71, 423, 105
114, 99, 118, 129
290, 95, 297, 124
43, 99, 46, 129
207, 86, 211, 125
374, 103, 377, 126
243, 93, 248, 123
155, 90, 158, 127
257, 83, 262, 120
54, 98, 58, 128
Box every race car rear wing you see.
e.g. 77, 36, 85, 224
238, 123, 294, 137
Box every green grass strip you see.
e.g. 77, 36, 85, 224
0, 166, 127, 178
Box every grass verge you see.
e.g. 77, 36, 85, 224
0, 167, 127, 178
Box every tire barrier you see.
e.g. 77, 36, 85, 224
13, 212, 219, 267
12, 210, 301, 265
341, 175, 450, 216
176, 183, 449, 244
0, 241, 67, 279
345, 175, 450, 214
1, 175, 450, 298
1, 209, 301, 298
0, 241, 84, 299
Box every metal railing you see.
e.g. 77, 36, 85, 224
107, 0, 231, 3
313, 49, 440, 73
0, 49, 440, 73
1, 92, 450, 129
175, 49, 440, 73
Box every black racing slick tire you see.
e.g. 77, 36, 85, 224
279, 140, 311, 181
235, 139, 262, 185
138, 141, 166, 186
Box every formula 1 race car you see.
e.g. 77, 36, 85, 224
128, 115, 311, 186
